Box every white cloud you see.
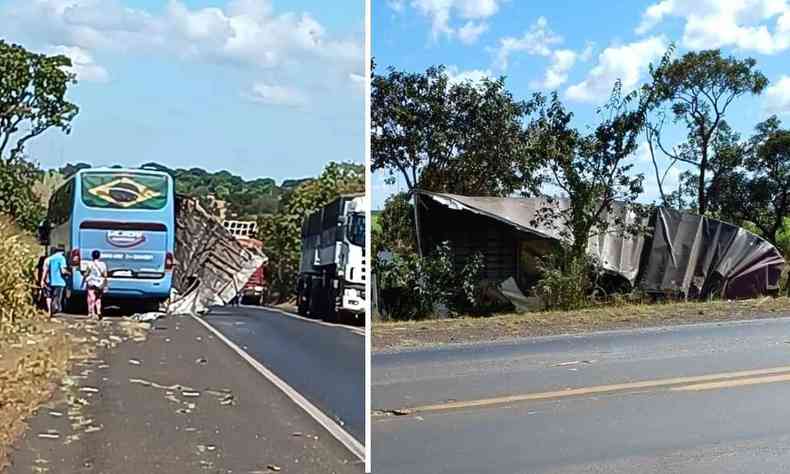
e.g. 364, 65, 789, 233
457, 21, 488, 44
1, 0, 363, 81
409, 0, 503, 42
245, 82, 308, 107
388, 0, 406, 13
566, 36, 666, 103
635, 0, 790, 54
532, 49, 577, 90
765, 75, 790, 115
493, 17, 562, 70
47, 45, 109, 83
445, 65, 492, 85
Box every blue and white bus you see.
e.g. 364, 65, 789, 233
41, 167, 175, 310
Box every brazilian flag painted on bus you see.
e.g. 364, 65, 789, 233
82, 172, 168, 210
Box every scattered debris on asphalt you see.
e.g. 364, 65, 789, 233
551, 360, 597, 367
128, 312, 166, 322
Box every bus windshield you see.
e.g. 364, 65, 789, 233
81, 172, 169, 210
347, 212, 365, 247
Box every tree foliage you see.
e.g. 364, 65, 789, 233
527, 83, 647, 259
643, 48, 768, 214
716, 116, 790, 245
0, 157, 45, 231
372, 65, 541, 196
377, 192, 416, 256
258, 162, 364, 301
0, 40, 79, 161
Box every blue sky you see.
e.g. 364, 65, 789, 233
0, 0, 364, 183
373, 0, 790, 209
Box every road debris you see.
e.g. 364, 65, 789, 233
128, 359, 141, 365
128, 312, 166, 322
195, 357, 208, 365
551, 360, 597, 367
37, 432, 60, 439
267, 464, 282, 472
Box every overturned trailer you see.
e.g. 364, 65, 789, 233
168, 195, 267, 314
414, 190, 785, 307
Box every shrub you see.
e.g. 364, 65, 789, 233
376, 242, 487, 320
533, 250, 601, 311
0, 216, 41, 332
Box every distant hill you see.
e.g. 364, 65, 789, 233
57, 162, 324, 220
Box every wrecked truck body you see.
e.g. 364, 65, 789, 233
169, 195, 267, 314
414, 190, 784, 305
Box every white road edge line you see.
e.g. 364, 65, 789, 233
241, 304, 366, 336
189, 313, 366, 461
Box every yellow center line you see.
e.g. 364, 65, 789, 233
672, 372, 790, 392
376, 365, 790, 417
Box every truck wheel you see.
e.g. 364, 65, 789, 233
297, 281, 309, 315
308, 279, 322, 319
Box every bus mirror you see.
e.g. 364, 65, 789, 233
36, 221, 51, 246
337, 215, 347, 226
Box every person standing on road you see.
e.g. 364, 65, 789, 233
40, 247, 69, 317
84, 250, 108, 320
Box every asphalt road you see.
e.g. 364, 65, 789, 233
373, 316, 790, 473
6, 313, 362, 473
203, 305, 365, 443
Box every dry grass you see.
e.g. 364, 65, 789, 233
0, 319, 79, 469
373, 296, 790, 352
0, 217, 85, 469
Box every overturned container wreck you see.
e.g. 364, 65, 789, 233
168, 195, 267, 314
414, 190, 785, 309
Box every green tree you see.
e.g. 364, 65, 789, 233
527, 83, 646, 260
0, 157, 45, 231
0, 40, 79, 161
643, 49, 768, 214
0, 41, 78, 229
258, 162, 364, 301
377, 192, 416, 256
716, 116, 790, 246
372, 64, 541, 196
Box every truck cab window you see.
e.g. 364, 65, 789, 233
347, 212, 365, 246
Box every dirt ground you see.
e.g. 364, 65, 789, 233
0, 317, 78, 470
0, 315, 151, 470
373, 297, 790, 352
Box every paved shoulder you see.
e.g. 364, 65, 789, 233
6, 314, 362, 474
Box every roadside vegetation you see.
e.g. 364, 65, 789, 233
372, 46, 790, 323
0, 217, 77, 468
373, 296, 790, 351
259, 162, 365, 302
